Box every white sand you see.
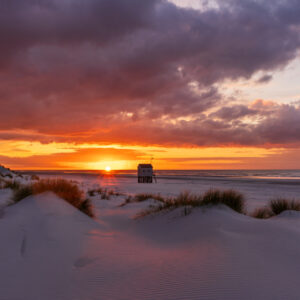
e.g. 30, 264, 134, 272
1, 167, 300, 299
36, 171, 300, 212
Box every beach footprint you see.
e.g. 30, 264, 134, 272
20, 233, 27, 257
74, 257, 97, 268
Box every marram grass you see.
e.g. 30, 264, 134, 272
12, 179, 94, 218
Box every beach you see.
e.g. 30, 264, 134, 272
2, 0, 300, 298
1, 168, 300, 299
30, 169, 300, 212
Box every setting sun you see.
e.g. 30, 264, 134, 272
105, 166, 111, 172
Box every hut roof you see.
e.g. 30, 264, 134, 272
138, 164, 153, 168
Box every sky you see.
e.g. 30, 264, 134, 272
1, 0, 300, 170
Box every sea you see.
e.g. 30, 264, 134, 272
22, 169, 300, 181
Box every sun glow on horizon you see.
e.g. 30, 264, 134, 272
0, 140, 291, 170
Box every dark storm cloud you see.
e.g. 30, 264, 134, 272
256, 74, 273, 84
0, 0, 156, 57
255, 104, 300, 144
211, 105, 257, 120
0, 0, 300, 147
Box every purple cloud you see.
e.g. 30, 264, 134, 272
0, 0, 300, 147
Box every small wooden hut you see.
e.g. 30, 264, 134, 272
137, 164, 153, 183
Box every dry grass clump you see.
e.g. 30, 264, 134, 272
32, 179, 84, 207
270, 198, 300, 215
251, 207, 272, 219
30, 174, 40, 181
202, 189, 245, 214
0, 178, 5, 189
157, 191, 203, 216
137, 189, 245, 218
88, 188, 122, 200
88, 189, 96, 197
120, 193, 165, 207
13, 185, 33, 203
251, 199, 300, 219
136, 191, 202, 217
3, 180, 21, 190
12, 179, 94, 218
135, 193, 165, 202
77, 198, 94, 218
173, 191, 202, 206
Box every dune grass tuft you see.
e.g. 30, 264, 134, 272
135, 193, 164, 202
219, 190, 245, 213
136, 191, 201, 218
201, 189, 221, 205
78, 198, 94, 218
32, 179, 84, 207
88, 190, 96, 197
12, 179, 94, 218
30, 174, 40, 181
4, 180, 21, 190
13, 185, 33, 203
251, 199, 300, 219
137, 189, 245, 218
88, 188, 122, 200
270, 198, 300, 215
152, 191, 202, 216
251, 207, 273, 219
0, 177, 6, 189
174, 191, 202, 207
201, 189, 245, 213
121, 193, 165, 207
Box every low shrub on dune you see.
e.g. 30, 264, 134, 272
12, 179, 94, 218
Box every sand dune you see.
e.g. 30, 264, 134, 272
1, 188, 300, 299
